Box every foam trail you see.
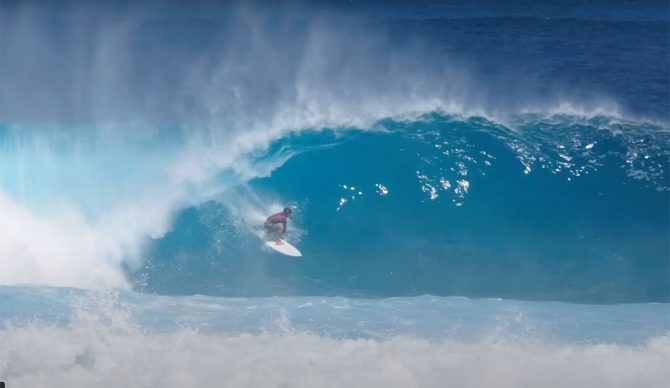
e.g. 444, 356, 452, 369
1, 288, 668, 388
3, 327, 668, 388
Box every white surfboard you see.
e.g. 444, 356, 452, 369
256, 229, 302, 257
265, 238, 302, 257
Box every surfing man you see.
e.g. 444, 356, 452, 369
264, 207, 292, 244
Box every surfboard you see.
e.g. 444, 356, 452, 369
255, 229, 302, 257
265, 238, 302, 257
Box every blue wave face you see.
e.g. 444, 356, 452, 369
131, 115, 670, 303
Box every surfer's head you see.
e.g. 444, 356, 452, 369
283, 207, 293, 216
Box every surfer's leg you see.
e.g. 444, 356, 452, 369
264, 222, 281, 239
272, 224, 283, 244
263, 223, 276, 241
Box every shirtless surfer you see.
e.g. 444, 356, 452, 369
264, 207, 292, 244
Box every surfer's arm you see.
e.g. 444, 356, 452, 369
282, 220, 287, 233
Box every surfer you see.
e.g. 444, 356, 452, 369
264, 207, 292, 244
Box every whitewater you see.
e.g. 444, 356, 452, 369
1, 1, 669, 387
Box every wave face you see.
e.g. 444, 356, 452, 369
129, 114, 670, 303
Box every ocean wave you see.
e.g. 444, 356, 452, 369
0, 0, 668, 296
1, 113, 668, 298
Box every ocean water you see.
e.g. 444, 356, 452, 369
1, 1, 669, 387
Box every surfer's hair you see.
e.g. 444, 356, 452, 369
283, 207, 293, 214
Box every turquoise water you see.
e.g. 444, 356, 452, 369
131, 115, 670, 302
